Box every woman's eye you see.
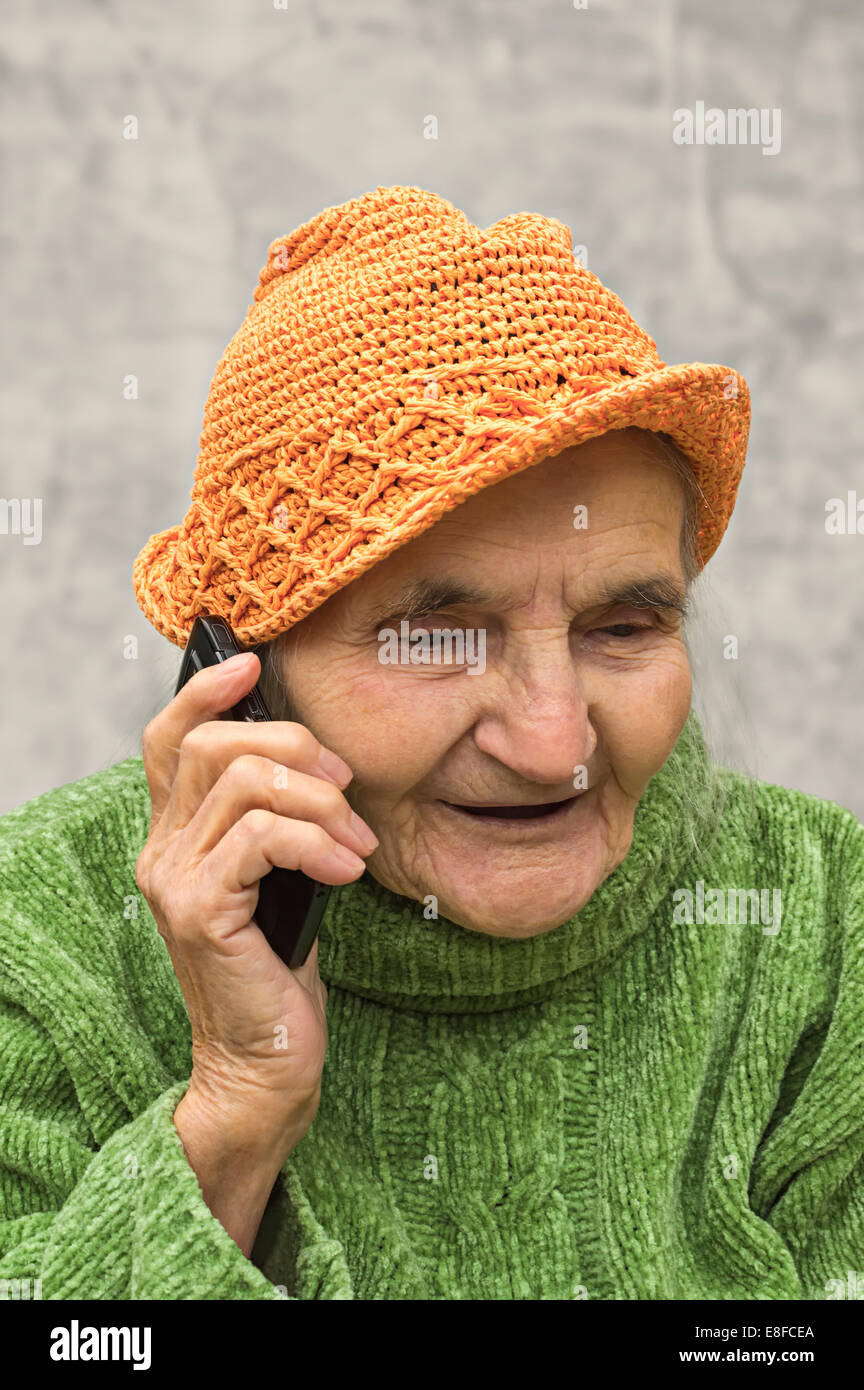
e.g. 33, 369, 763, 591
408, 614, 464, 633
383, 614, 481, 669
597, 623, 648, 639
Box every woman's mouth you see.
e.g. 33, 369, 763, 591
438, 793, 585, 828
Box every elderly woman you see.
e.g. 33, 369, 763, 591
0, 186, 861, 1303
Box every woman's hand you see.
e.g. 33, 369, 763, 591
134, 651, 377, 1249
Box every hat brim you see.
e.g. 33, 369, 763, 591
133, 359, 748, 649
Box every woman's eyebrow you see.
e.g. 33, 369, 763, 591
588, 577, 688, 612
361, 579, 510, 629
361, 574, 686, 629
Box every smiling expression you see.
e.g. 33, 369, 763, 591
273, 428, 694, 938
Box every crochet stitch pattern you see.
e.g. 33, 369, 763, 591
133, 185, 750, 649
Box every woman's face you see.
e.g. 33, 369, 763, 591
278, 428, 693, 937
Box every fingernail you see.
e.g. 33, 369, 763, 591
220, 652, 254, 671
350, 812, 379, 853
317, 748, 353, 785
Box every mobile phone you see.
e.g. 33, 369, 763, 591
174, 614, 332, 969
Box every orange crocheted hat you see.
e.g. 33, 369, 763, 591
133, 184, 749, 649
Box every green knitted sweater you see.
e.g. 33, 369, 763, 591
0, 713, 862, 1301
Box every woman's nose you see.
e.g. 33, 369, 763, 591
471, 662, 597, 786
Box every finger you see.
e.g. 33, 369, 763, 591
193, 811, 366, 945
160, 720, 355, 837
182, 754, 378, 860
142, 652, 261, 823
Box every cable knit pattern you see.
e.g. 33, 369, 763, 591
131, 184, 750, 649
429, 1036, 572, 1299
0, 712, 862, 1300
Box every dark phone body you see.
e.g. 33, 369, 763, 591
174, 615, 331, 969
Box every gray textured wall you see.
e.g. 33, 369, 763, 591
1, 0, 861, 817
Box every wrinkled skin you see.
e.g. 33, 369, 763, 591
276, 428, 693, 937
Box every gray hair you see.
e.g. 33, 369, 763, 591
650, 429, 703, 585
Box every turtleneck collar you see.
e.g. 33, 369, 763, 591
317, 711, 720, 1014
